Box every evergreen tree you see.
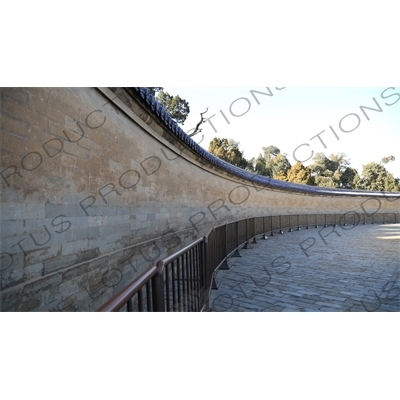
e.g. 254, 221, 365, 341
248, 154, 269, 176
309, 152, 355, 188
208, 138, 249, 169
287, 161, 315, 185
262, 146, 281, 177
156, 91, 190, 125
248, 145, 292, 179
355, 156, 400, 191
272, 153, 292, 181
145, 87, 190, 124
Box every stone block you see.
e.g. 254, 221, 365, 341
23, 272, 62, 297
25, 244, 62, 267
1, 113, 29, 138
2, 95, 48, 131
0, 219, 26, 237
1, 87, 30, 106
73, 226, 100, 241
45, 203, 86, 218
19, 293, 46, 311
61, 239, 89, 256
116, 206, 132, 216
0, 285, 24, 311
44, 253, 78, 274
5, 202, 45, 220
1, 253, 24, 290
25, 88, 50, 102
23, 262, 45, 281
100, 222, 130, 236
30, 95, 65, 125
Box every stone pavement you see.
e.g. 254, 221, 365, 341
210, 223, 400, 312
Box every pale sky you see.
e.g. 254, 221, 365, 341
163, 87, 400, 178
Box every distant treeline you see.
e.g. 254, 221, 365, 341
208, 138, 400, 192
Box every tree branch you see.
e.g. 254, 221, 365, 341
188, 107, 208, 137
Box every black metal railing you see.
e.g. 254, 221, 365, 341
97, 212, 399, 312
97, 265, 163, 312
158, 238, 206, 312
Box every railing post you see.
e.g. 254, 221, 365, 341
200, 236, 212, 311
211, 228, 220, 290
306, 214, 309, 229
251, 217, 257, 244
270, 216, 275, 237
262, 216, 268, 239
324, 214, 327, 227
243, 218, 253, 249
279, 215, 284, 234
288, 215, 292, 232
127, 298, 134, 312
233, 220, 242, 257
225, 223, 228, 254
204, 235, 209, 291
220, 223, 231, 270
315, 214, 318, 228
211, 274, 220, 289
297, 214, 301, 231
154, 261, 165, 312
333, 214, 337, 227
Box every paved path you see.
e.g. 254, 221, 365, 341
210, 223, 400, 312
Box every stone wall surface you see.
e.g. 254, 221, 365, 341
1, 87, 399, 311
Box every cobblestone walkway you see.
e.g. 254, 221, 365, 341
210, 223, 400, 312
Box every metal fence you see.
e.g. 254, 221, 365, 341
97, 212, 399, 312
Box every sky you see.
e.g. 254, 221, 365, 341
163, 87, 400, 178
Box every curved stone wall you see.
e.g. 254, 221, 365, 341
1, 87, 399, 311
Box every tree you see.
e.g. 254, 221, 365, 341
272, 153, 291, 181
287, 161, 315, 185
147, 87, 164, 96
208, 138, 248, 169
156, 91, 190, 125
262, 145, 280, 177
262, 145, 280, 159
308, 152, 356, 188
247, 145, 291, 179
188, 108, 208, 138
248, 154, 269, 176
340, 166, 358, 189
381, 155, 395, 164
145, 87, 190, 125
354, 156, 400, 191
